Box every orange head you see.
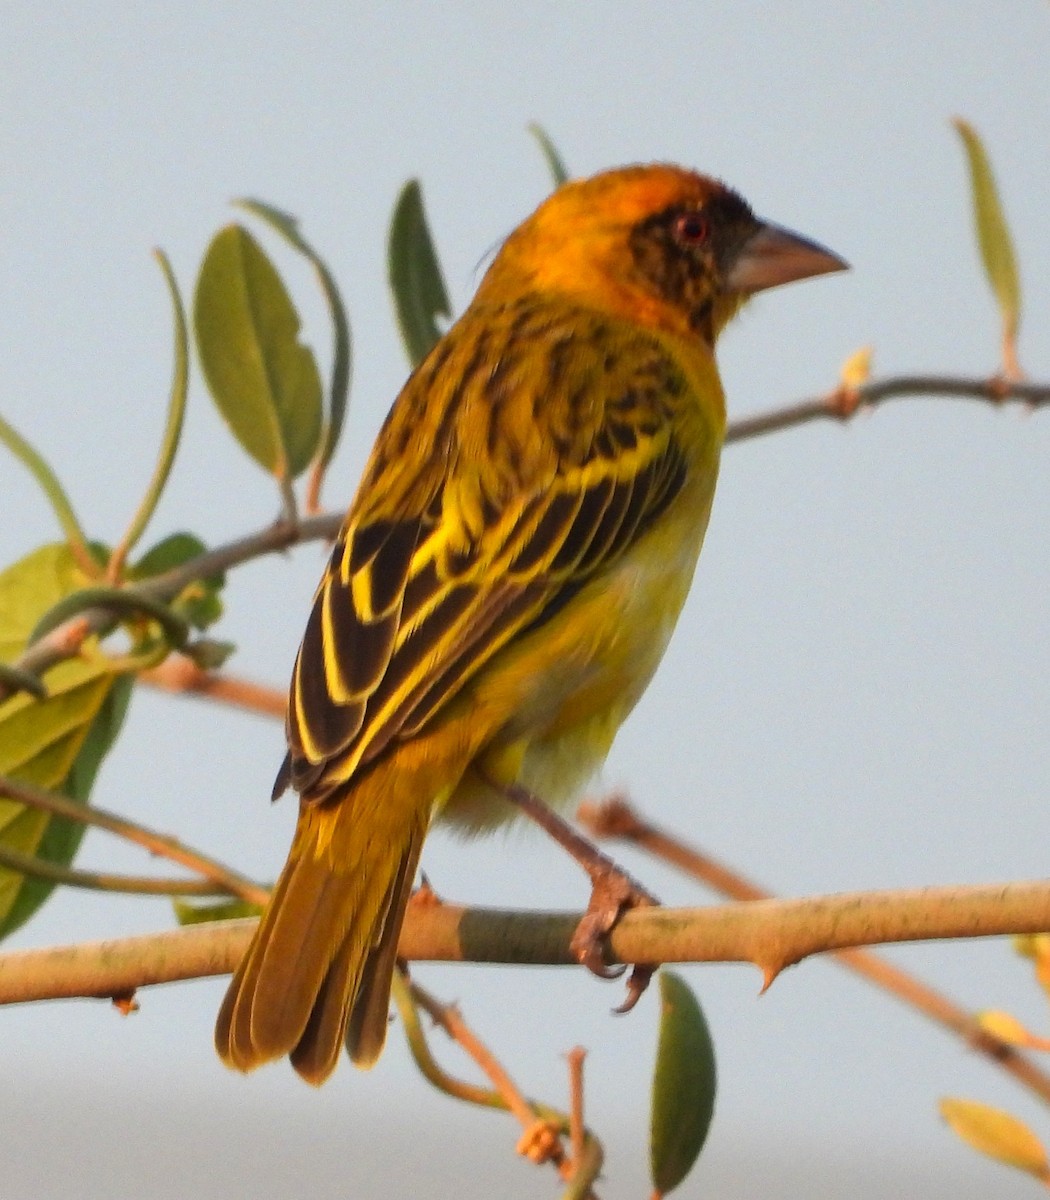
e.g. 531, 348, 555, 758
478, 163, 846, 343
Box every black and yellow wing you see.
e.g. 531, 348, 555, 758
277, 301, 692, 804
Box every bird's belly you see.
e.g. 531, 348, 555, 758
441, 476, 715, 834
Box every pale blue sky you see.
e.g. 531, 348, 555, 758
2, 5, 1049, 1198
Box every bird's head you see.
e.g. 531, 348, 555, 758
480, 163, 847, 344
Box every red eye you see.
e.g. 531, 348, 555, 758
673, 211, 710, 245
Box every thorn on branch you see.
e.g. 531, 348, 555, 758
759, 963, 784, 994
987, 374, 1013, 404
54, 616, 93, 654
111, 990, 139, 1016
411, 875, 444, 910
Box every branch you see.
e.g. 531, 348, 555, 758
0, 775, 269, 907
394, 972, 603, 1199
725, 372, 1048, 444
0, 844, 235, 897
4, 879, 1050, 1005
5, 371, 1045, 703
0, 511, 342, 704
140, 656, 285, 718
579, 798, 1050, 1106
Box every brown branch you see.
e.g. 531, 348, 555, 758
5, 370, 1043, 708
0, 775, 269, 908
0, 510, 343, 705
409, 978, 549, 1136
725, 372, 1049, 444
0, 844, 236, 897
566, 1046, 587, 1174
579, 797, 1050, 1107
5, 879, 1050, 1007
140, 656, 285, 718
395, 972, 602, 1198
393, 967, 508, 1109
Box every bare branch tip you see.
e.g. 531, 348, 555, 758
575, 793, 640, 839
151, 653, 209, 692
516, 1119, 562, 1165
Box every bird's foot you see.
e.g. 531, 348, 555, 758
488, 775, 660, 1011
570, 861, 659, 1012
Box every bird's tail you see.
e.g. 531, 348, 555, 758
215, 765, 432, 1084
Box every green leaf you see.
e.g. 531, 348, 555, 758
181, 638, 235, 670
387, 180, 452, 368
133, 531, 210, 579
236, 199, 353, 499
2, 675, 133, 935
172, 896, 264, 925
951, 118, 1022, 352
133, 532, 224, 631
0, 545, 129, 939
940, 1097, 1050, 1181
194, 223, 323, 479
108, 251, 190, 574
650, 970, 717, 1197
527, 122, 570, 187
0, 412, 95, 571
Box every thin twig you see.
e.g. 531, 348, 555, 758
392, 968, 506, 1109
0, 775, 269, 907
140, 657, 285, 718
5, 371, 1046, 707
725, 372, 1048, 444
578, 796, 1050, 1108
567, 1046, 587, 1173
409, 978, 541, 1131
0, 511, 342, 704
0, 844, 235, 897
404, 975, 602, 1198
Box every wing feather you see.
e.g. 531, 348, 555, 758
278, 303, 695, 802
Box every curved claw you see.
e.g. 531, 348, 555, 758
590, 959, 628, 981
570, 864, 660, 995
612, 964, 655, 1014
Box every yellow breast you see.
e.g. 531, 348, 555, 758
441, 352, 723, 835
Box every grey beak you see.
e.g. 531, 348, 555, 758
726, 220, 849, 295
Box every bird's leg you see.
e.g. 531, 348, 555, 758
493, 778, 658, 1011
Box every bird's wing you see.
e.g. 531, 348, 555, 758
279, 306, 692, 801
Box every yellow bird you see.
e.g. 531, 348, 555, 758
216, 163, 846, 1083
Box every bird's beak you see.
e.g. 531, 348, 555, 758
726, 220, 849, 295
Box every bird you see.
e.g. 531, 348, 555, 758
215, 162, 846, 1084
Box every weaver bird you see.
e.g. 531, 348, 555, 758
216, 163, 846, 1083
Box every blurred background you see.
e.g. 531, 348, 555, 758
2, 4, 1048, 1197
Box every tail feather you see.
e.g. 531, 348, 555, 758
215, 769, 432, 1084
290, 823, 424, 1081
287, 927, 367, 1084
345, 829, 425, 1067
